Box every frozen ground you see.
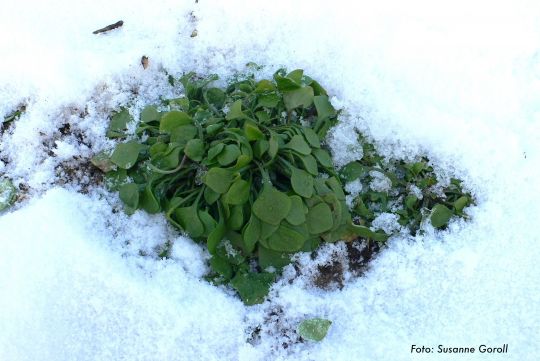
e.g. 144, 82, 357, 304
1, 1, 539, 360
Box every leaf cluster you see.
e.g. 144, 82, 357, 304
339, 136, 473, 232
94, 69, 385, 304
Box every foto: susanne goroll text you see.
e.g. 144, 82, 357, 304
410, 344, 508, 354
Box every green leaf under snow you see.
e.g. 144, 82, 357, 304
298, 318, 332, 341
0, 179, 17, 211
230, 272, 275, 306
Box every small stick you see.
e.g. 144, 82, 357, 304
92, 20, 124, 35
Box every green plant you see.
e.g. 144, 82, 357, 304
0, 178, 17, 211
93, 68, 473, 304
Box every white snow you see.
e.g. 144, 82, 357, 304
1, 1, 540, 360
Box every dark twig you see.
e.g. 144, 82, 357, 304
92, 20, 124, 35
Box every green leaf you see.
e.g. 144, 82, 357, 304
242, 216, 261, 254
230, 272, 275, 305
204, 168, 234, 194
291, 167, 314, 198
405, 195, 418, 210
110, 142, 141, 169
267, 224, 307, 252
107, 108, 132, 138
274, 72, 301, 91
339, 161, 364, 182
204, 88, 226, 109
253, 186, 292, 225
430, 204, 453, 228
258, 246, 291, 270
268, 133, 279, 159
285, 135, 311, 155
207, 221, 226, 254
175, 205, 205, 238
170, 125, 198, 144
244, 122, 265, 141
299, 154, 318, 175
160, 111, 192, 133
286, 195, 306, 225
313, 148, 333, 168
140, 105, 159, 123
286, 69, 304, 83
298, 318, 332, 341
302, 127, 321, 148
254, 79, 275, 93
226, 100, 246, 120
207, 143, 225, 160
259, 220, 280, 242
307, 202, 333, 234
257, 93, 280, 108
184, 139, 205, 161
90, 151, 116, 172
227, 205, 244, 231
0, 179, 17, 211
210, 256, 233, 280
119, 183, 139, 213
283, 86, 314, 111
217, 144, 241, 166
253, 139, 269, 159
313, 95, 336, 120
454, 196, 469, 212
139, 185, 160, 214
223, 178, 250, 205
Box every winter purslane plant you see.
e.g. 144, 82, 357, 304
92, 68, 472, 305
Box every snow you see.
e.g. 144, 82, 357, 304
1, 1, 540, 360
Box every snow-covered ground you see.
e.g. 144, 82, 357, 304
1, 1, 539, 360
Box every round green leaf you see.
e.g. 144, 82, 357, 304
170, 125, 197, 144
175, 206, 205, 238
160, 111, 192, 133
111, 142, 141, 169
244, 122, 265, 141
140, 105, 159, 123
430, 204, 453, 228
454, 196, 469, 212
291, 167, 314, 198
299, 154, 318, 175
218, 144, 241, 166
184, 139, 205, 162
267, 224, 306, 252
204, 168, 234, 194
286, 195, 306, 225
253, 186, 291, 225
312, 148, 333, 168
119, 183, 139, 212
223, 178, 250, 205
307, 202, 333, 234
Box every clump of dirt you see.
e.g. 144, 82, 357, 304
312, 239, 382, 290
55, 157, 103, 193
313, 260, 344, 290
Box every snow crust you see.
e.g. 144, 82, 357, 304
1, 0, 540, 360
